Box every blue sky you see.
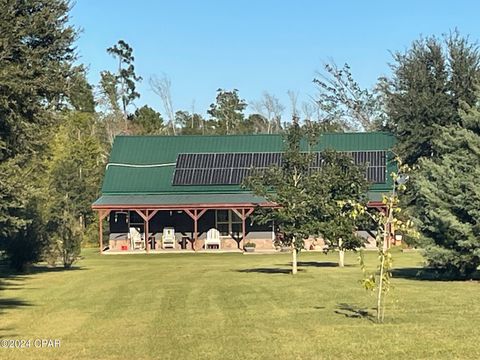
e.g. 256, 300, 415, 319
70, 0, 480, 117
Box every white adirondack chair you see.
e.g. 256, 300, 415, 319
162, 227, 175, 249
129, 227, 145, 250
205, 228, 221, 250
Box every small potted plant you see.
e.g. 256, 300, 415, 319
244, 242, 256, 253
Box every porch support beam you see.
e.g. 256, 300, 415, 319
242, 209, 246, 249
184, 209, 194, 220
147, 210, 158, 221
194, 210, 198, 251
183, 209, 207, 251
145, 210, 150, 253
245, 208, 254, 218
184, 208, 207, 221
198, 208, 207, 219
134, 209, 148, 221
368, 205, 387, 215
98, 209, 110, 254
133, 209, 157, 253
232, 208, 254, 250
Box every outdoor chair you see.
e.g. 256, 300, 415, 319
162, 227, 175, 249
205, 228, 221, 250
129, 227, 145, 250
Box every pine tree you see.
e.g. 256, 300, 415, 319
132, 105, 164, 134
383, 32, 480, 277
413, 102, 480, 277
106, 40, 142, 121
382, 33, 480, 166
208, 89, 247, 134
43, 111, 106, 267
0, 0, 76, 269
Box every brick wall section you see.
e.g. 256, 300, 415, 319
109, 238, 130, 251
108, 232, 376, 251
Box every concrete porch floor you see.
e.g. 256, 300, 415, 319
101, 248, 336, 255
102, 248, 244, 255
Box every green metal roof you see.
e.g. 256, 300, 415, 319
93, 194, 269, 208
95, 132, 396, 206
93, 192, 388, 208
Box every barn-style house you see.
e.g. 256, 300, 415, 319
92, 132, 395, 253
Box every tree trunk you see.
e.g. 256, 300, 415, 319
377, 220, 390, 323
292, 241, 297, 275
377, 251, 385, 323
339, 250, 345, 267
338, 238, 344, 267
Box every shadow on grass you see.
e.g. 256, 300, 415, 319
236, 267, 304, 274
0, 298, 33, 317
27, 265, 87, 274
0, 298, 32, 310
296, 261, 354, 268
0, 262, 87, 313
236, 261, 353, 274
0, 263, 87, 278
392, 267, 480, 281
333, 303, 375, 322
0, 326, 18, 338
275, 261, 337, 268
274, 261, 355, 268
0, 281, 28, 291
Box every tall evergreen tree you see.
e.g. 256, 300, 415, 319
68, 65, 95, 113
132, 105, 164, 134
244, 113, 270, 134
106, 40, 142, 122
0, 0, 76, 269
43, 111, 106, 267
208, 89, 247, 134
0, 0, 76, 158
382, 33, 480, 165
383, 32, 480, 277
413, 102, 480, 276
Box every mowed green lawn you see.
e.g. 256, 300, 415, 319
1, 249, 479, 360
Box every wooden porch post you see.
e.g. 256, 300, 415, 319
98, 210, 111, 254
232, 208, 255, 250
184, 209, 208, 251
134, 210, 158, 253
145, 210, 150, 253
194, 209, 198, 251
99, 212, 103, 254
241, 209, 246, 249
147, 210, 158, 251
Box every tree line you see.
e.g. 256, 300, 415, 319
0, 1, 479, 279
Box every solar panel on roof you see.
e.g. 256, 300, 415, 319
172, 151, 387, 186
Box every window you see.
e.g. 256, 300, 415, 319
215, 210, 242, 237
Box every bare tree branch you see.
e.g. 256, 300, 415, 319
313, 61, 385, 131
150, 74, 176, 135
250, 91, 284, 133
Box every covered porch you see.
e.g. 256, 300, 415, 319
92, 194, 276, 254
